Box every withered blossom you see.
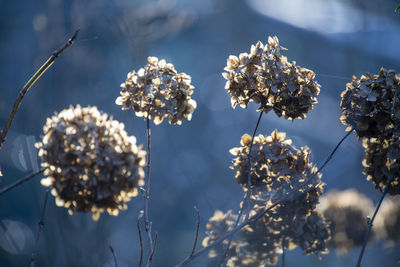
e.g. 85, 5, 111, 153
202, 206, 330, 266
222, 36, 320, 120
362, 136, 400, 196
202, 209, 279, 266
35, 105, 146, 221
116, 56, 196, 125
340, 68, 400, 138
230, 130, 323, 204
317, 190, 374, 254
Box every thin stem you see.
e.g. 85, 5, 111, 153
138, 212, 144, 267
356, 176, 396, 267
147, 232, 158, 267
144, 115, 153, 265
317, 129, 354, 174
0, 168, 45, 196
109, 245, 119, 267
222, 111, 263, 264
30, 189, 49, 267
0, 30, 79, 151
190, 206, 200, 257
175, 127, 353, 267
281, 240, 285, 267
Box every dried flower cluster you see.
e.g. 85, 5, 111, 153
317, 190, 374, 254
203, 206, 330, 266
35, 105, 146, 221
116, 56, 197, 125
202, 130, 330, 265
222, 36, 320, 119
340, 68, 400, 138
230, 130, 323, 204
362, 136, 400, 196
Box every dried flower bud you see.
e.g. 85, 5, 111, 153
340, 68, 400, 138
116, 56, 197, 125
362, 135, 400, 196
35, 105, 146, 221
222, 36, 320, 120
317, 189, 374, 254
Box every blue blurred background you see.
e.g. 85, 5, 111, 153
1, 0, 400, 266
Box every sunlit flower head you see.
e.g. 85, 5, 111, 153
230, 130, 323, 204
36, 105, 146, 220
340, 68, 400, 139
222, 36, 320, 120
116, 56, 197, 125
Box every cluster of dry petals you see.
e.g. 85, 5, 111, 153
116, 56, 197, 125
362, 136, 400, 196
230, 130, 323, 204
340, 68, 400, 138
35, 105, 146, 220
202, 206, 330, 266
317, 190, 374, 254
222, 36, 320, 119
202, 131, 330, 265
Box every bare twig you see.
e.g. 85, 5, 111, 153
30, 189, 49, 267
144, 115, 153, 266
175, 128, 354, 266
147, 232, 158, 267
0, 168, 45, 196
222, 111, 263, 263
109, 245, 119, 267
190, 206, 201, 257
356, 175, 396, 267
0, 30, 79, 151
138, 211, 144, 267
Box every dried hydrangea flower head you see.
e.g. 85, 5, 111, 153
230, 129, 323, 204
340, 68, 400, 138
202, 209, 279, 266
203, 207, 330, 266
35, 105, 146, 221
222, 36, 320, 120
116, 56, 197, 125
317, 189, 374, 254
375, 198, 400, 245
362, 135, 400, 196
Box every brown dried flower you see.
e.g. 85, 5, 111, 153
202, 209, 279, 266
230, 130, 323, 204
222, 36, 320, 120
35, 105, 146, 221
116, 56, 197, 125
203, 206, 330, 266
317, 189, 374, 254
362, 135, 400, 196
339, 68, 400, 138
